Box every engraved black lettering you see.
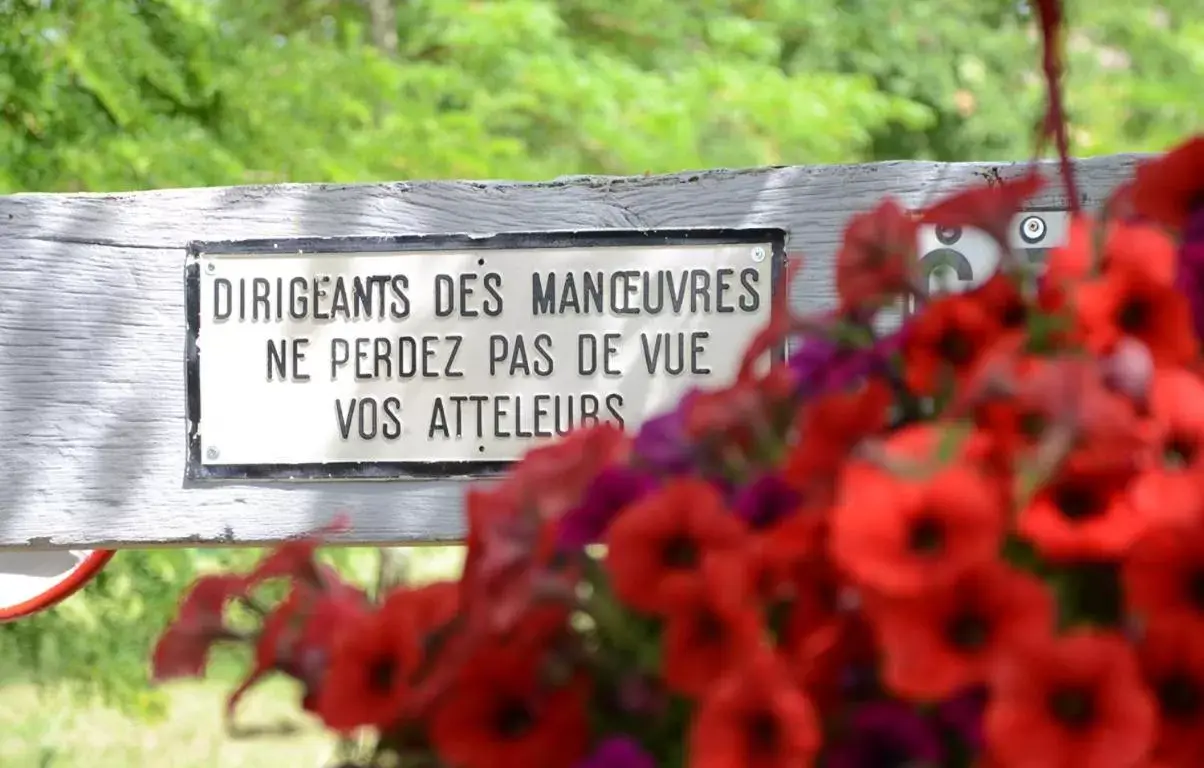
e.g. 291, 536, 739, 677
267, 339, 286, 381
354, 337, 374, 380
667, 271, 688, 313
434, 274, 454, 317
469, 394, 488, 438
559, 273, 581, 314
602, 333, 621, 376
372, 337, 391, 379
532, 272, 556, 315
605, 393, 625, 427
642, 271, 664, 314
444, 334, 464, 378
494, 395, 511, 438
509, 334, 532, 377
738, 268, 760, 312
289, 277, 308, 319
335, 399, 355, 439
689, 269, 711, 313
421, 335, 439, 378
715, 268, 735, 313
389, 275, 410, 319
488, 334, 507, 376
382, 396, 403, 440
291, 338, 311, 381
212, 278, 233, 321
582, 271, 604, 314
357, 397, 379, 440
580, 393, 601, 426
330, 338, 350, 379
397, 336, 416, 378
252, 278, 270, 321
533, 394, 553, 438
690, 331, 710, 375
428, 397, 450, 439
532, 333, 553, 377
482, 272, 503, 317
330, 276, 351, 318
458, 273, 478, 317
639, 331, 662, 375
514, 395, 533, 438
313, 275, 331, 320
578, 333, 598, 376
352, 276, 375, 319
554, 395, 574, 436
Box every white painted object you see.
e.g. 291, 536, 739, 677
0, 154, 1140, 547
0, 550, 113, 622
193, 239, 774, 470
909, 211, 1072, 309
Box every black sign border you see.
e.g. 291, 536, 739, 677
184, 228, 789, 482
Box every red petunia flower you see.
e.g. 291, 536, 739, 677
1018, 465, 1148, 562
785, 377, 893, 484
1124, 521, 1204, 630
968, 345, 1051, 462
864, 561, 1055, 702
604, 479, 749, 616
921, 171, 1046, 250
830, 428, 1005, 597
751, 507, 831, 602
314, 592, 428, 732
834, 198, 919, 313
688, 649, 821, 768
243, 575, 367, 718
1042, 216, 1178, 293
902, 293, 999, 396
1129, 136, 1204, 235
985, 630, 1157, 768
662, 552, 763, 699
151, 574, 247, 682
969, 272, 1031, 332
1138, 618, 1204, 767
1045, 360, 1156, 480
459, 422, 626, 629
428, 642, 591, 768
1129, 369, 1204, 526
1074, 268, 1198, 367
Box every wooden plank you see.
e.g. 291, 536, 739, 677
0, 154, 1143, 548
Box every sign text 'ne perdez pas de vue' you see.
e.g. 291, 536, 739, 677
185, 230, 785, 480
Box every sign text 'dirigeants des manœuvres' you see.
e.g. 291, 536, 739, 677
196, 240, 774, 467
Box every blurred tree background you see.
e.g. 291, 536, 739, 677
0, 0, 1201, 763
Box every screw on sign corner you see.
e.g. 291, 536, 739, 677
1019, 214, 1048, 244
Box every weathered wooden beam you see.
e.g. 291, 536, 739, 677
0, 155, 1142, 548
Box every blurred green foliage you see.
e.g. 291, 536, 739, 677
0, 0, 1201, 718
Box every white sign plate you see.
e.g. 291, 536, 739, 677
186, 230, 783, 479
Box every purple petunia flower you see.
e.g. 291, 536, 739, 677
615, 673, 667, 718
787, 329, 905, 399
936, 686, 988, 752
1186, 204, 1204, 243
1176, 206, 1204, 341
556, 466, 658, 550
573, 736, 656, 768
732, 472, 801, 529
631, 389, 700, 475
824, 701, 944, 768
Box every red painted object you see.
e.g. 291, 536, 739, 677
0, 549, 115, 622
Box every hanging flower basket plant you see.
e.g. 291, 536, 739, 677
150, 1, 1204, 765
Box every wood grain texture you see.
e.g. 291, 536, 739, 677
0, 155, 1143, 547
